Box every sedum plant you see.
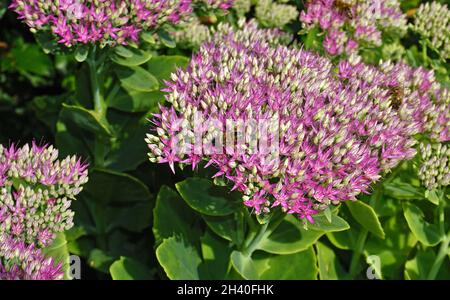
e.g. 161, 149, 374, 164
411, 1, 450, 60
254, 0, 298, 28
418, 142, 449, 191
10, 0, 199, 47
0, 142, 88, 280
0, 234, 64, 280
145, 21, 447, 222
300, 0, 407, 56
3, 0, 450, 281
232, 0, 298, 28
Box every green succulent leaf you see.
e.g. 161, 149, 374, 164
424, 189, 440, 205
156, 237, 202, 280
403, 202, 442, 246
153, 186, 201, 245
146, 55, 189, 83
405, 249, 450, 280
257, 215, 324, 255
364, 215, 418, 279
110, 256, 153, 280
114, 46, 134, 58
111, 47, 153, 66
59, 104, 112, 137
199, 231, 232, 279
203, 213, 243, 246
157, 29, 176, 48
384, 181, 424, 200
88, 249, 117, 274
75, 45, 89, 62
230, 250, 259, 280
109, 88, 163, 113
11, 41, 54, 76
115, 65, 159, 92
346, 200, 385, 239
105, 202, 153, 233
255, 248, 318, 280
316, 242, 346, 280
309, 213, 350, 232
176, 178, 240, 216
141, 32, 156, 44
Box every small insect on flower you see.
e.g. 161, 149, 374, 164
389, 86, 404, 110
147, 21, 424, 223
334, 0, 356, 18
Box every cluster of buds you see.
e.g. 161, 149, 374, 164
173, 16, 211, 49
377, 60, 449, 143
233, 0, 251, 16
418, 143, 450, 191
231, 0, 297, 28
341, 55, 449, 143
174, 18, 293, 50
254, 0, 298, 28
300, 0, 407, 56
146, 23, 423, 222
0, 234, 64, 280
213, 19, 293, 47
197, 0, 234, 10
411, 2, 450, 59
10, 0, 233, 47
0, 142, 88, 247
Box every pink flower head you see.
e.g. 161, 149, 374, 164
10, 0, 229, 47
146, 22, 435, 222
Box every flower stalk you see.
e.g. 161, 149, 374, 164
87, 47, 106, 118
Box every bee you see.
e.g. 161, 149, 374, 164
334, 0, 356, 18
199, 14, 218, 25
389, 86, 404, 110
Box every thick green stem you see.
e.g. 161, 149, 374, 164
422, 42, 428, 67
349, 182, 383, 277
243, 221, 269, 256
427, 232, 450, 280
242, 210, 285, 256
94, 139, 106, 167
384, 162, 403, 185
87, 47, 106, 117
428, 192, 448, 280
86, 46, 108, 166
438, 191, 445, 237
349, 228, 369, 277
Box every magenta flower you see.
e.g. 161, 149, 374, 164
0, 234, 63, 280
0, 142, 89, 247
146, 23, 429, 222
10, 0, 231, 47
300, 0, 407, 56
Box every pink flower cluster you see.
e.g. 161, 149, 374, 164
0, 234, 63, 280
375, 61, 448, 142
0, 142, 88, 280
10, 0, 233, 47
199, 0, 234, 10
300, 0, 406, 56
339, 56, 449, 143
0, 142, 88, 247
0, 235, 64, 280
145, 23, 441, 222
